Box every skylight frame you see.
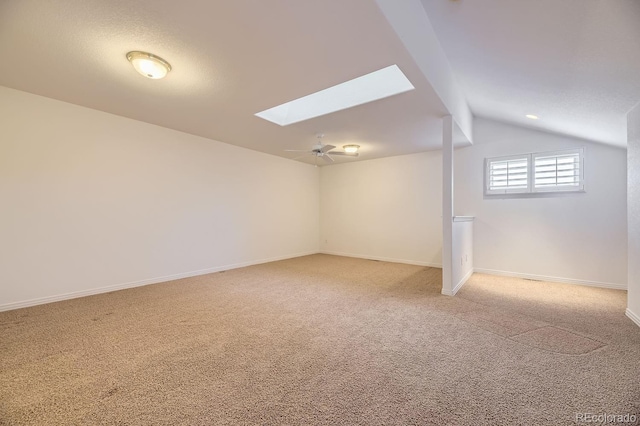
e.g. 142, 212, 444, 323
255, 64, 415, 126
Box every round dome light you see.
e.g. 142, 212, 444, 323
126, 51, 172, 79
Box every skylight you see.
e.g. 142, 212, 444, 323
255, 64, 415, 126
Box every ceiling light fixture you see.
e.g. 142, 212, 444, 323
525, 114, 540, 120
126, 51, 172, 79
343, 145, 360, 154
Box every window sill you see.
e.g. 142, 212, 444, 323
484, 190, 586, 200
453, 216, 475, 222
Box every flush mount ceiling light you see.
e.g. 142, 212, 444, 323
526, 114, 540, 120
255, 64, 414, 126
126, 51, 172, 79
343, 144, 360, 154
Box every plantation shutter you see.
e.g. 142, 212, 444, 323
486, 156, 529, 194
533, 149, 584, 192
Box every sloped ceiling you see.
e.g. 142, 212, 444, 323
1, 0, 635, 164
0, 0, 456, 165
421, 0, 640, 147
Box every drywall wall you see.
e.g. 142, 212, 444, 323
443, 116, 474, 296
375, 0, 473, 143
442, 115, 454, 294
320, 151, 442, 266
455, 118, 627, 288
452, 219, 473, 294
0, 86, 320, 310
627, 102, 640, 326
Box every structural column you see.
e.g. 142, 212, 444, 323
442, 115, 454, 295
627, 102, 640, 327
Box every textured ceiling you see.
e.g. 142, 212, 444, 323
3, 1, 633, 161
421, 0, 640, 148
0, 0, 457, 166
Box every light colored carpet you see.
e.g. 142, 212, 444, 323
1, 254, 639, 425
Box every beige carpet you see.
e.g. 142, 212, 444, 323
1, 254, 639, 425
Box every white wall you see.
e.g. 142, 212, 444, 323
320, 152, 442, 267
442, 115, 454, 294
627, 102, 640, 325
452, 219, 473, 293
375, 0, 473, 143
455, 119, 627, 288
0, 86, 320, 310
2, 87, 627, 310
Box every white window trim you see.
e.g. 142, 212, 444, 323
485, 148, 585, 196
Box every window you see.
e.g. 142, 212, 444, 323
485, 154, 530, 195
533, 149, 584, 192
485, 148, 584, 195
254, 65, 414, 126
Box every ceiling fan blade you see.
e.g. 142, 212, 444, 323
322, 154, 334, 163
329, 152, 359, 157
320, 144, 336, 153
284, 149, 311, 152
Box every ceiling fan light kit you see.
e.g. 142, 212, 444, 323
284, 134, 359, 165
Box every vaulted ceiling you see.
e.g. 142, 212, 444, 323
0, 0, 637, 166
0, 0, 453, 165
421, 0, 640, 148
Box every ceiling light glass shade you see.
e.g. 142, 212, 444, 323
343, 144, 360, 154
126, 51, 172, 79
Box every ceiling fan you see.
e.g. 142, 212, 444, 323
285, 134, 359, 164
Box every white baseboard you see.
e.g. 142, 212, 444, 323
320, 250, 442, 268
0, 251, 318, 312
626, 308, 640, 328
473, 268, 627, 290
441, 268, 474, 296
454, 268, 474, 295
